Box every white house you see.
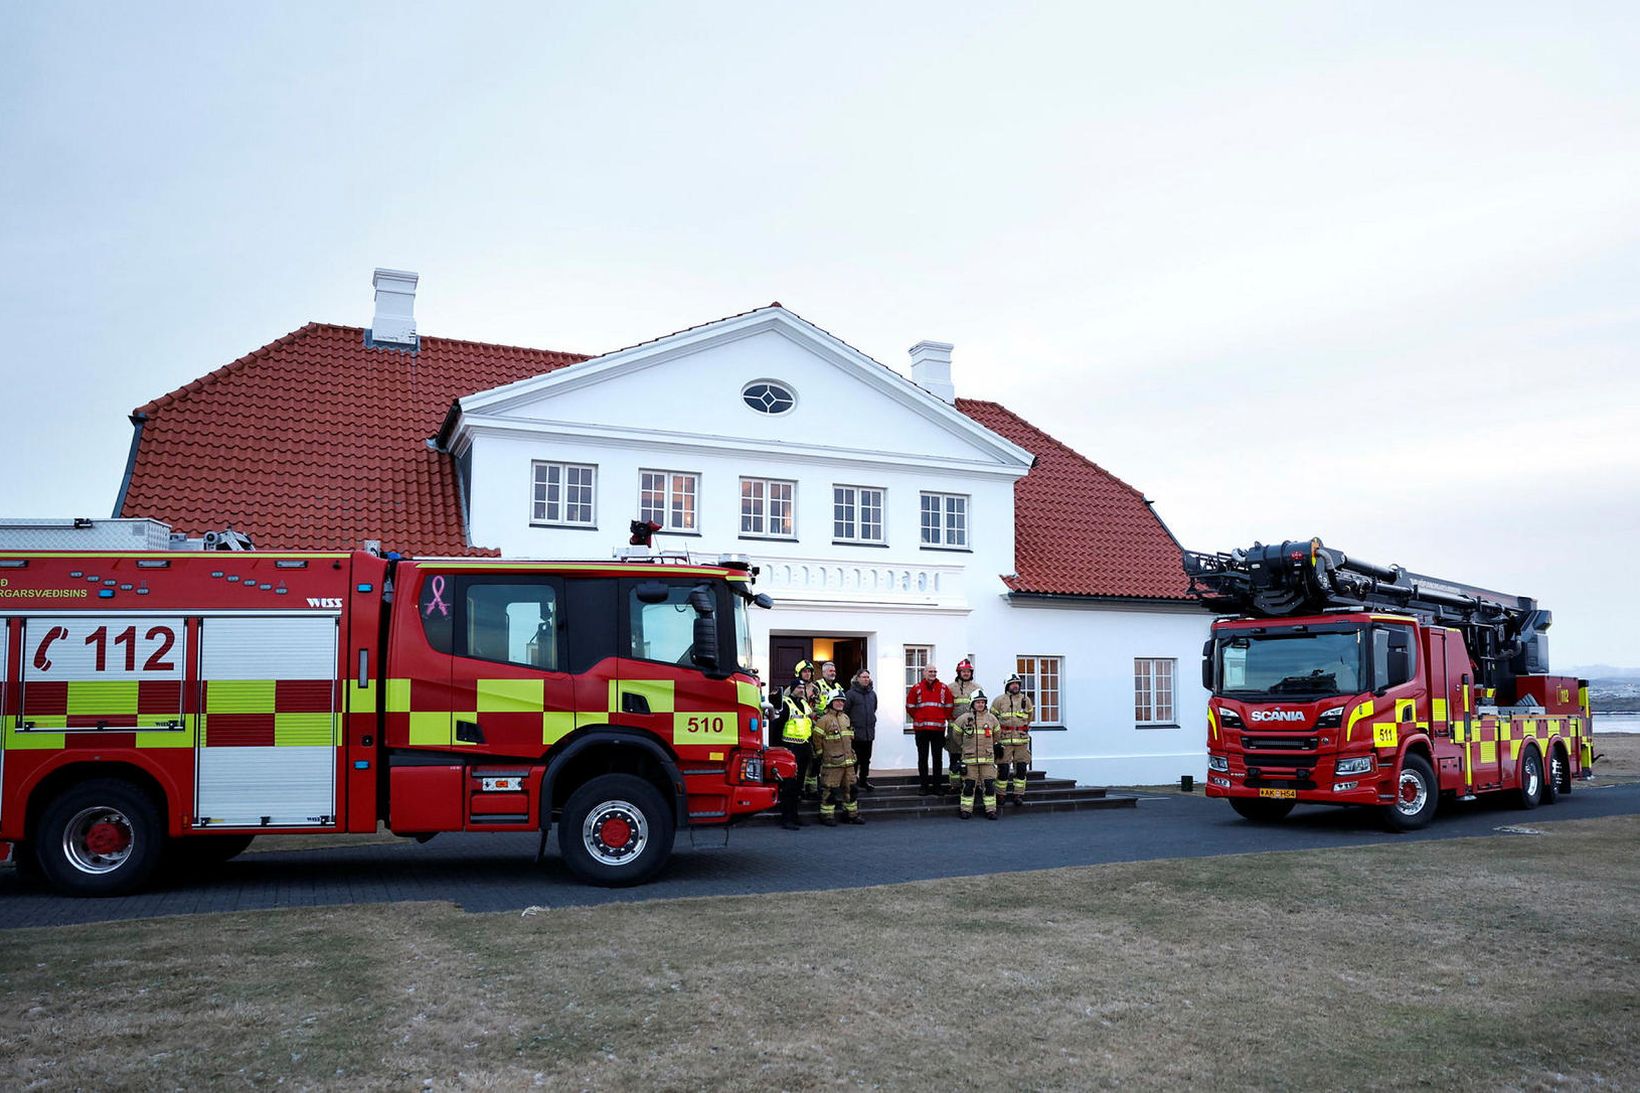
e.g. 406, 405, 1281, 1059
441, 303, 1208, 784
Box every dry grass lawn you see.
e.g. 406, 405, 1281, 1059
1591, 730, 1640, 782
3, 815, 1638, 1091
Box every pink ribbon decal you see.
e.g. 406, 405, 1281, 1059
425, 575, 450, 617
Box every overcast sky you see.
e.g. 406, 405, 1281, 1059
2, 3, 1636, 667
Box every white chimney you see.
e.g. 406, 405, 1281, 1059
370, 268, 419, 346
909, 340, 956, 403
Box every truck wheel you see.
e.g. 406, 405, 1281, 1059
1542, 747, 1565, 805
1382, 754, 1438, 832
557, 774, 675, 887
35, 779, 166, 897
1229, 798, 1295, 822
168, 834, 256, 870
1517, 747, 1544, 810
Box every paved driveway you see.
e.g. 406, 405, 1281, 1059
4, 784, 1637, 928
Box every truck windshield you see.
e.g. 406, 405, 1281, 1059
733, 594, 754, 673
1217, 629, 1365, 698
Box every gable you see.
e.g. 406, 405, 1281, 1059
453, 307, 1033, 476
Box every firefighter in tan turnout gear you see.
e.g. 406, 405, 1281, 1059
952, 691, 1001, 820
994, 674, 1034, 806
947, 658, 982, 796
813, 693, 865, 826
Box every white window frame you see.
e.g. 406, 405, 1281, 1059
904, 645, 934, 691
1015, 655, 1064, 727
1134, 657, 1177, 726
530, 461, 597, 528
739, 476, 796, 540
833, 484, 886, 545
919, 491, 969, 550
638, 469, 700, 534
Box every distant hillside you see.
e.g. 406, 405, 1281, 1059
1564, 665, 1640, 680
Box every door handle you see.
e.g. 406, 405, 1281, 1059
622, 692, 650, 715
456, 719, 485, 744
1401, 706, 1414, 722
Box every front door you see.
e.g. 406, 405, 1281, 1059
770, 637, 811, 687
446, 575, 577, 756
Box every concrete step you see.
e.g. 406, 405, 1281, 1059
744, 767, 1137, 825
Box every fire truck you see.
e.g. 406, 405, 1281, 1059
0, 537, 787, 895
1183, 538, 1592, 830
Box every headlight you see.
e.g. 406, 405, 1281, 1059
1334, 755, 1375, 776
1208, 754, 1229, 772
1215, 707, 1243, 727
1316, 706, 1346, 729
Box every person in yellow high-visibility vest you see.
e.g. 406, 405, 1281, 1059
993, 674, 1034, 806
778, 683, 817, 829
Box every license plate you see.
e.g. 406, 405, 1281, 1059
1258, 788, 1297, 799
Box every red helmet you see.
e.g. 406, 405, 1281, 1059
956, 659, 974, 676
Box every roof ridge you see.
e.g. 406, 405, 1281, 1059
134, 322, 323, 418
958, 397, 1151, 505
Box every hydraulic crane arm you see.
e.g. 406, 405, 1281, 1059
1182, 538, 1552, 687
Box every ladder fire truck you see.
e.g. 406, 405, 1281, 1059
1183, 538, 1593, 830
0, 530, 790, 895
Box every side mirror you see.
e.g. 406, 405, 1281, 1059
1200, 639, 1214, 691
635, 580, 670, 605
753, 592, 774, 610
689, 585, 718, 668
1387, 646, 1412, 688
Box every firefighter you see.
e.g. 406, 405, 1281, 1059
817, 660, 846, 708
947, 659, 981, 795
813, 692, 864, 826
948, 690, 998, 819
778, 682, 817, 827
769, 659, 816, 749
906, 664, 954, 795
994, 674, 1034, 806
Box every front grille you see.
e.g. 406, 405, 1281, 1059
1243, 736, 1319, 752
1244, 753, 1314, 769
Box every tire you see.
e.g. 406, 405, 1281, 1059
1382, 753, 1439, 832
1543, 746, 1567, 804
34, 779, 166, 897
168, 833, 256, 870
1230, 797, 1296, 823
1517, 746, 1545, 810
557, 774, 675, 887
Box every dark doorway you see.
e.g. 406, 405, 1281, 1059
770, 636, 811, 688
827, 638, 866, 683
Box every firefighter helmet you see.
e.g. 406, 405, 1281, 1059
1005, 674, 1024, 693
795, 660, 815, 677
970, 690, 988, 707
956, 658, 975, 676
828, 693, 847, 710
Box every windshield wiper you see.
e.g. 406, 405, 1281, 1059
1268, 671, 1339, 695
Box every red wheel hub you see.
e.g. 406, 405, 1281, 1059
598, 817, 633, 849
85, 820, 131, 856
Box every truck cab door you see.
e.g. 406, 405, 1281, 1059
446, 574, 576, 757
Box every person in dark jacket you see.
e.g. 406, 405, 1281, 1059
844, 669, 879, 791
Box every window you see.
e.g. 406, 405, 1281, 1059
1015, 656, 1063, 724
639, 470, 699, 533
741, 380, 796, 415
833, 485, 885, 543
919, 492, 968, 549
904, 645, 934, 690
531, 461, 596, 526
1135, 658, 1176, 725
740, 477, 795, 538
630, 582, 701, 665
462, 581, 561, 671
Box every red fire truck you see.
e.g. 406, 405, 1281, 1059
1183, 539, 1593, 830
0, 543, 786, 895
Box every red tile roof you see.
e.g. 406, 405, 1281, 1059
119, 323, 589, 555
957, 399, 1191, 601
118, 320, 1188, 599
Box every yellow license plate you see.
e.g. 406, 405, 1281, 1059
1258, 788, 1297, 799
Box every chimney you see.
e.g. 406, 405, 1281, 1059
909, 340, 956, 404
370, 268, 419, 347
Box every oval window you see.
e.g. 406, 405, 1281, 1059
741, 380, 796, 415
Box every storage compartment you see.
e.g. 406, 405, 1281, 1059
389, 765, 464, 832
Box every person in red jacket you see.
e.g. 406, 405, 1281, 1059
905, 664, 955, 795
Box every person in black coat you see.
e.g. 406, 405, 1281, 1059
844, 669, 879, 791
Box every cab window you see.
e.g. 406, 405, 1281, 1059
461, 580, 562, 670
1372, 625, 1416, 690
629, 583, 698, 665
